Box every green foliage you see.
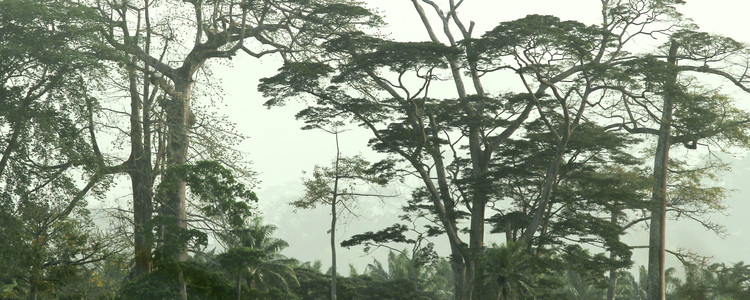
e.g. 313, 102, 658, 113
476, 242, 544, 299
218, 247, 266, 279
610, 262, 750, 300
259, 62, 335, 107
294, 154, 391, 210
122, 217, 301, 300
337, 41, 459, 80
672, 89, 750, 149
159, 160, 257, 228
486, 119, 648, 265
292, 263, 435, 300
559, 270, 607, 300
0, 2, 118, 298
341, 224, 415, 250
152, 160, 257, 262
222, 218, 300, 293
119, 261, 235, 300
0, 189, 115, 299
671, 30, 744, 61
670, 262, 750, 300
475, 14, 606, 64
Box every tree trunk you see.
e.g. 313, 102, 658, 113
466, 164, 489, 299
132, 2, 155, 277
521, 138, 569, 243
160, 78, 192, 300
236, 278, 241, 300
131, 168, 153, 276
27, 280, 36, 300
128, 59, 154, 278
331, 132, 340, 300
331, 195, 337, 300
450, 250, 466, 300
607, 257, 618, 300
0, 123, 21, 179
607, 210, 618, 300
0, 96, 31, 179
647, 41, 679, 300
164, 79, 190, 259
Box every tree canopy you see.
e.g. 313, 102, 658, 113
2, 1, 750, 300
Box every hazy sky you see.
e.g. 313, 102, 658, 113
196, 0, 750, 273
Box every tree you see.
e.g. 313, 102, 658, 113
294, 127, 392, 300
476, 242, 541, 300
361, 250, 452, 299
259, 1, 688, 298
92, 1, 379, 296
217, 247, 265, 300
0, 1, 120, 299
670, 261, 750, 300
603, 29, 750, 299
224, 218, 300, 294
561, 270, 607, 300
119, 160, 259, 299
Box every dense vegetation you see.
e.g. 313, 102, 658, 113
1, 0, 750, 299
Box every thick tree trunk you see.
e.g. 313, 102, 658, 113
449, 246, 466, 300
647, 41, 679, 300
132, 3, 155, 277
160, 79, 192, 300
466, 169, 489, 299
128, 60, 154, 278
131, 168, 153, 276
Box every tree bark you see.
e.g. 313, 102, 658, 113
27, 281, 36, 300
127, 58, 155, 278
607, 210, 619, 300
0, 95, 32, 179
0, 123, 21, 180
520, 138, 569, 244
235, 278, 241, 300
161, 79, 192, 300
132, 0, 155, 277
331, 132, 340, 300
647, 41, 679, 300
130, 137, 153, 277
449, 244, 466, 300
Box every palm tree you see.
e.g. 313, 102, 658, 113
613, 265, 682, 300
614, 269, 646, 300
363, 250, 452, 299
221, 217, 299, 294
714, 262, 750, 299
670, 262, 750, 300
562, 270, 606, 300
365, 257, 391, 281
477, 242, 538, 300
364, 251, 417, 284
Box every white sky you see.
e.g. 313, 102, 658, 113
125, 0, 750, 274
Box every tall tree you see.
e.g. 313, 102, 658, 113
259, 1, 684, 298
605, 30, 750, 299
294, 128, 391, 300
94, 1, 378, 296
0, 1, 119, 299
